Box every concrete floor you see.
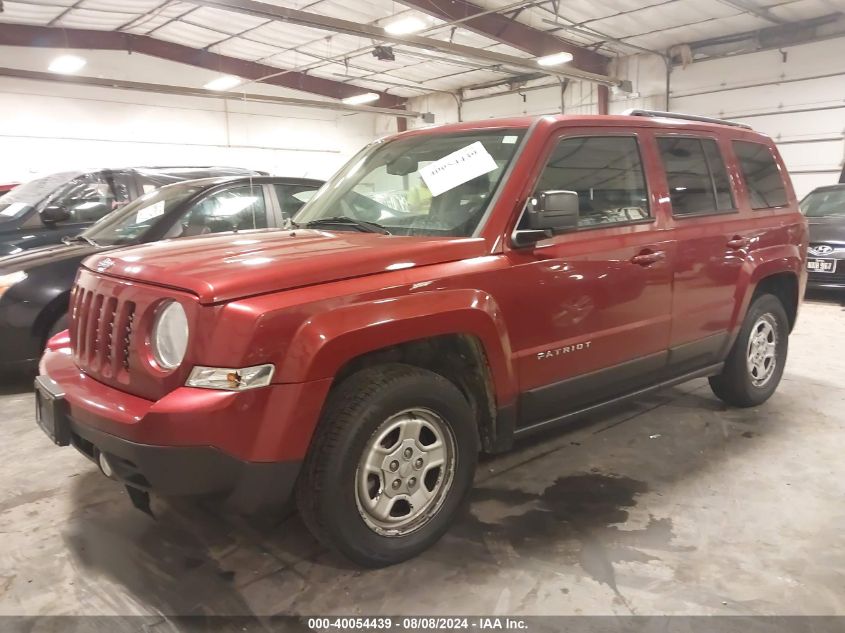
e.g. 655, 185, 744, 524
2, 295, 845, 618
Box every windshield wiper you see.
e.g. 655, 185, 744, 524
304, 216, 391, 235
62, 235, 100, 247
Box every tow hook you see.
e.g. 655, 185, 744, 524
126, 485, 154, 518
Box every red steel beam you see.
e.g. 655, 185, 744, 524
597, 84, 609, 114
397, 0, 608, 75
0, 23, 406, 108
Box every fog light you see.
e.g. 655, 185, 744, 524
98, 451, 114, 478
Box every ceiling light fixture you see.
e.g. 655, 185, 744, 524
536, 51, 574, 67
384, 16, 427, 35
48, 55, 86, 74
342, 92, 380, 105
203, 75, 242, 91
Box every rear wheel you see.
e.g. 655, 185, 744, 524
296, 363, 478, 567
709, 293, 788, 407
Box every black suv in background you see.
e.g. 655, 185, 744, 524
0, 167, 262, 256
0, 175, 323, 373
802, 184, 845, 289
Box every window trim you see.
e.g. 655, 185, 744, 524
732, 139, 790, 211
512, 132, 654, 244
656, 134, 738, 219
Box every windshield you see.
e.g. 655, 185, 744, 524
0, 171, 81, 222
83, 184, 204, 246
801, 189, 845, 217
294, 129, 525, 237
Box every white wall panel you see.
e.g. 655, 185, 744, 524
0, 48, 381, 185
407, 36, 845, 197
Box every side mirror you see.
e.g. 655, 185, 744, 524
41, 204, 71, 225
513, 190, 580, 247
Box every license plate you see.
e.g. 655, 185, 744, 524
34, 376, 70, 446
808, 258, 836, 273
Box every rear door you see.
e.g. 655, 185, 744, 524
654, 132, 747, 371
503, 127, 676, 427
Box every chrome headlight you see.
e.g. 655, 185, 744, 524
151, 301, 188, 370
186, 364, 274, 391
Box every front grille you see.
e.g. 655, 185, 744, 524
69, 268, 195, 401
70, 285, 135, 380
808, 243, 842, 257
808, 270, 845, 285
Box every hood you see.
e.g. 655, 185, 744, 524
0, 242, 103, 272
82, 229, 488, 304
807, 217, 845, 244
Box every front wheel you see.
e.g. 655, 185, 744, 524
709, 293, 789, 407
296, 363, 478, 567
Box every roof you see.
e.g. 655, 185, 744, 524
153, 175, 325, 190
395, 112, 769, 137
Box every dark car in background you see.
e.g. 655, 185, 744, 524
802, 184, 845, 289
0, 175, 323, 372
0, 166, 262, 257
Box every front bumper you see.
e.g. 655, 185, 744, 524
0, 299, 40, 374
807, 273, 845, 289
38, 335, 333, 511
69, 421, 301, 512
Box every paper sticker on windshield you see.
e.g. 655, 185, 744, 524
135, 200, 165, 224
0, 202, 27, 217
419, 141, 498, 197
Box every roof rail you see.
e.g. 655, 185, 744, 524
622, 108, 752, 129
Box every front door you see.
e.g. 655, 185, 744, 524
17, 171, 132, 249
501, 130, 676, 428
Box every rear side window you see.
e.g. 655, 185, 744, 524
531, 135, 649, 228
657, 137, 734, 216
175, 185, 268, 237
733, 141, 788, 209
701, 140, 734, 210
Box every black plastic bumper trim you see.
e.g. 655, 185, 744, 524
68, 420, 301, 513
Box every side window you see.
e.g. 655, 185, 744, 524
274, 183, 321, 218
530, 136, 649, 228
178, 186, 267, 237
702, 140, 734, 210
733, 141, 788, 209
51, 173, 131, 223
657, 137, 734, 216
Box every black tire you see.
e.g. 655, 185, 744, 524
47, 314, 69, 340
296, 363, 478, 567
709, 293, 789, 407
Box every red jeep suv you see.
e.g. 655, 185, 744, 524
35, 111, 807, 567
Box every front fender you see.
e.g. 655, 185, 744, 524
276, 289, 517, 405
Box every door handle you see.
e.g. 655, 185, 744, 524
727, 235, 749, 250
631, 250, 666, 266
